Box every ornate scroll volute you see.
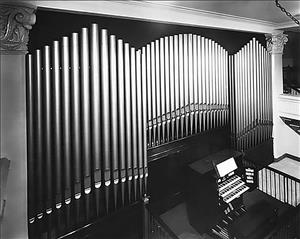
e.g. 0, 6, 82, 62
265, 32, 288, 54
0, 3, 36, 53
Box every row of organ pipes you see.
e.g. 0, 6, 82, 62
26, 22, 272, 238
229, 38, 272, 151
144, 35, 229, 147
26, 24, 148, 229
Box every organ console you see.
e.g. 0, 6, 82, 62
186, 149, 261, 238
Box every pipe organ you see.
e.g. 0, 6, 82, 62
229, 38, 272, 152
26, 24, 271, 238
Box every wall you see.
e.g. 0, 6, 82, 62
283, 31, 300, 87
0, 54, 28, 239
275, 95, 300, 158
29, 9, 266, 55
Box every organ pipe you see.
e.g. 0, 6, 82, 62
80, 28, 92, 194
141, 46, 148, 194
26, 54, 35, 222
118, 39, 127, 205
131, 47, 138, 200
101, 29, 111, 186
117, 39, 126, 198
136, 49, 143, 197
43, 45, 53, 210
62, 36, 72, 202
71, 32, 82, 199
90, 24, 102, 189
53, 41, 63, 208
169, 36, 175, 141
110, 35, 119, 182
124, 42, 132, 181
174, 35, 180, 140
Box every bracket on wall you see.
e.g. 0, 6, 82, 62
280, 116, 300, 136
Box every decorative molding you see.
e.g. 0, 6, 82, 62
265, 33, 288, 54
278, 94, 300, 121
0, 3, 36, 52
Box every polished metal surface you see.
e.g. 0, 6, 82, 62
53, 41, 63, 206
71, 32, 82, 197
26, 54, 35, 220
27, 24, 149, 232
81, 28, 92, 192
143, 34, 230, 147
43, 45, 53, 209
62, 36, 72, 201
229, 38, 272, 151
90, 24, 102, 189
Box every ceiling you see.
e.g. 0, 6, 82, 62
151, 1, 300, 24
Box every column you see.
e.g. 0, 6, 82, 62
0, 3, 36, 239
265, 32, 288, 158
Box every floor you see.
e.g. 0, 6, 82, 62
160, 203, 214, 239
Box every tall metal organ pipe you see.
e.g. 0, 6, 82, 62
71, 32, 82, 199
43, 45, 53, 211
62, 36, 72, 203
90, 24, 102, 190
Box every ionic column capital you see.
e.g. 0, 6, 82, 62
0, 2, 36, 54
265, 32, 288, 54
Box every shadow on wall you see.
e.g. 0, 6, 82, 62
29, 9, 266, 54
283, 31, 300, 89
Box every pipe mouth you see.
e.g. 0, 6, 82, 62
114, 179, 119, 184
75, 193, 81, 199
95, 182, 101, 188
128, 176, 133, 181
56, 203, 62, 209
37, 213, 43, 219
121, 177, 126, 182
84, 188, 91, 194
29, 218, 35, 224
105, 181, 111, 186
65, 198, 71, 204
46, 208, 52, 214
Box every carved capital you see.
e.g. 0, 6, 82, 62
0, 3, 36, 53
265, 33, 288, 54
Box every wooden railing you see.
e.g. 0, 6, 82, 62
258, 165, 300, 207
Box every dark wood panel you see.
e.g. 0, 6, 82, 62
244, 138, 274, 169
59, 202, 143, 239
148, 127, 230, 202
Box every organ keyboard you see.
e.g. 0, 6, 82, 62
214, 158, 250, 204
